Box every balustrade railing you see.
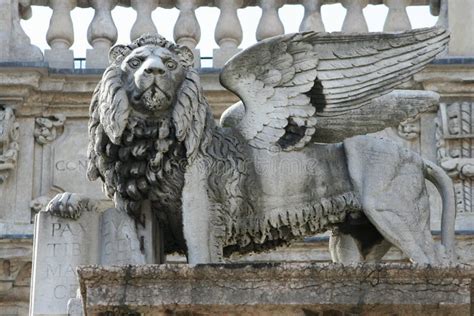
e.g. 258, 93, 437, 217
1, 0, 447, 69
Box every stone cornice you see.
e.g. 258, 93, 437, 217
77, 263, 474, 315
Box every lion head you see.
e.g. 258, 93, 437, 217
116, 37, 193, 115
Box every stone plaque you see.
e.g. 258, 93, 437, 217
100, 208, 146, 265
30, 210, 100, 315
51, 121, 104, 200
101, 204, 158, 265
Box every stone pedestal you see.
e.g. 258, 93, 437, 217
213, 47, 241, 68
100, 207, 155, 265
29, 204, 158, 315
192, 48, 201, 69
78, 263, 474, 315
44, 49, 75, 69
448, 0, 474, 56
29, 210, 101, 315
86, 48, 109, 69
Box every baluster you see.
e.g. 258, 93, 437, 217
431, 0, 448, 28
0, 0, 9, 60
256, 0, 284, 41
447, 0, 474, 55
341, 0, 368, 33
213, 0, 243, 68
86, 0, 118, 69
44, 0, 75, 68
0, 0, 42, 62
383, 0, 411, 32
174, 0, 201, 68
130, 0, 158, 41
299, 0, 325, 32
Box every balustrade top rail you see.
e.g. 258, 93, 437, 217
28, 0, 433, 8
6, 0, 444, 69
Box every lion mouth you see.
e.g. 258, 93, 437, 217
134, 85, 171, 111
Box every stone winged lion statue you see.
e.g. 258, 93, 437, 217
47, 28, 456, 265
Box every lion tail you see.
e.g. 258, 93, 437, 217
423, 159, 456, 260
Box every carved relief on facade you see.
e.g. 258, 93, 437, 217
0, 259, 31, 308
34, 115, 66, 145
436, 102, 474, 216
397, 117, 421, 141
0, 106, 20, 184
30, 196, 51, 219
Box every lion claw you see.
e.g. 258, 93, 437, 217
45, 192, 92, 220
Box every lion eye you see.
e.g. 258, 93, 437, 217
165, 60, 177, 70
128, 57, 141, 68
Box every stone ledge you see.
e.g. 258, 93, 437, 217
78, 263, 473, 315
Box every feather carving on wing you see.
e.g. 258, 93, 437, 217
219, 27, 449, 150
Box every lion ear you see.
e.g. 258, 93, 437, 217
109, 44, 131, 63
177, 46, 194, 67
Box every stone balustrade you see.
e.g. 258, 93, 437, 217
1, 0, 455, 69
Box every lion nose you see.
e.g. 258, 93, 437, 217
143, 60, 166, 75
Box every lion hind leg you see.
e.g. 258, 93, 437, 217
329, 231, 363, 263
361, 195, 442, 264
345, 136, 442, 264
329, 221, 391, 264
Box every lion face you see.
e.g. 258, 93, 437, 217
121, 45, 188, 115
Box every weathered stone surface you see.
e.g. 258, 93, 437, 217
67, 297, 83, 316
0, 2, 467, 313
44, 49, 75, 69
0, 0, 43, 62
0, 106, 19, 185
29, 209, 100, 315
100, 208, 155, 265
30, 193, 159, 314
78, 263, 474, 315
0, 239, 31, 314
436, 101, 474, 231
448, 0, 474, 56
51, 121, 104, 200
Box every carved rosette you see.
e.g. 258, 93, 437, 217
34, 114, 66, 145
436, 102, 474, 214
0, 106, 20, 184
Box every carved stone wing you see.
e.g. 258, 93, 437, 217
220, 27, 449, 149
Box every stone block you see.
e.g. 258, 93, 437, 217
29, 201, 158, 314
29, 210, 100, 315
78, 263, 474, 315
67, 297, 83, 316
448, 0, 474, 56
86, 48, 109, 69
213, 47, 241, 68
192, 48, 201, 69
100, 207, 146, 265
44, 49, 75, 69
51, 121, 104, 201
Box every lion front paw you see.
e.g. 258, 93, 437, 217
45, 192, 94, 219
